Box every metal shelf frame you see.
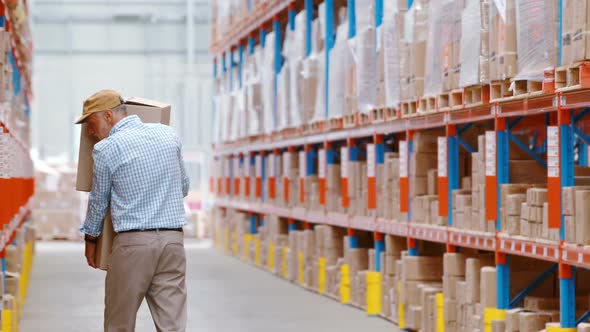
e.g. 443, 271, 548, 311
210, 0, 590, 329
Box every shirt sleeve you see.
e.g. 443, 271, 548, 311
80, 146, 113, 237
175, 134, 190, 197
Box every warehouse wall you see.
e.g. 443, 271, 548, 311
30, 0, 213, 192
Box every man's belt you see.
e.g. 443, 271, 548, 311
118, 227, 183, 234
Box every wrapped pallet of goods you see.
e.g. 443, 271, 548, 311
303, 19, 324, 130
512, 0, 558, 97
261, 32, 276, 135
327, 8, 350, 127
561, 0, 590, 66
245, 47, 264, 137
287, 12, 308, 129
383, 1, 407, 115
353, 0, 377, 120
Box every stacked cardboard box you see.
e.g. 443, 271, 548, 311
281, 152, 298, 207
562, 0, 590, 65
347, 160, 368, 216
380, 153, 402, 220
326, 163, 342, 212
32, 165, 87, 241
563, 186, 590, 244
380, 235, 406, 319
401, 255, 443, 331
489, 0, 517, 81
471, 135, 493, 233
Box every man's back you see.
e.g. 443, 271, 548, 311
91, 115, 188, 233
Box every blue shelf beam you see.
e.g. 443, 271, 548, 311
507, 132, 548, 168
348, 0, 356, 39
510, 264, 557, 308
448, 126, 459, 227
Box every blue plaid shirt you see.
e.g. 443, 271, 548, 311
81, 115, 189, 237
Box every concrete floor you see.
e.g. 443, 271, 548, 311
21, 240, 395, 332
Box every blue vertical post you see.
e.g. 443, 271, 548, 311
229, 49, 234, 90
375, 234, 385, 272
348, 139, 359, 249
1, 257, 6, 292
375, 0, 383, 27
249, 213, 258, 235
496, 118, 510, 310
375, 135, 385, 270
581, 141, 588, 167
260, 26, 267, 49
305, 0, 313, 56
238, 44, 244, 88
289, 4, 296, 31
274, 17, 282, 131
348, 0, 356, 39
408, 134, 418, 257
560, 109, 576, 328
325, 0, 335, 119
448, 127, 459, 227
408, 0, 414, 9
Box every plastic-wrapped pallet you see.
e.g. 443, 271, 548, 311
300, 19, 322, 126
354, 0, 377, 114
277, 65, 290, 131
562, 0, 590, 65
459, 0, 490, 88
514, 0, 558, 82
489, 0, 517, 81
288, 12, 307, 128
383, 3, 406, 108
262, 32, 276, 134
328, 19, 349, 120
245, 48, 263, 137
404, 0, 429, 99
424, 0, 448, 97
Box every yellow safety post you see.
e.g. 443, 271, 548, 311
243, 234, 253, 261
366, 271, 382, 315
268, 242, 275, 272
298, 251, 305, 285
318, 257, 326, 294
546, 327, 576, 332
340, 264, 350, 304
281, 246, 288, 279
254, 236, 261, 266
483, 308, 506, 332
2, 309, 12, 332
398, 281, 405, 329
436, 293, 444, 332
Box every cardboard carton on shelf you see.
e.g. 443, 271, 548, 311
75, 97, 171, 271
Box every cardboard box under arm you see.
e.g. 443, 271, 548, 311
76, 97, 171, 270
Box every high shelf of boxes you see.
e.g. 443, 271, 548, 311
210, 0, 590, 331
0, 0, 38, 330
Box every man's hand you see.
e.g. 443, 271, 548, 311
85, 240, 98, 269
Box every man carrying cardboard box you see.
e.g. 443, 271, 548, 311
75, 90, 189, 332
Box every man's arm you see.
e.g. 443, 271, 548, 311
175, 134, 190, 197
80, 147, 112, 237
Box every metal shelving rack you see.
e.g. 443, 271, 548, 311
210, 0, 590, 329
0, 0, 35, 296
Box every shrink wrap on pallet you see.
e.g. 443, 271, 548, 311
328, 21, 349, 120
514, 0, 558, 81
245, 48, 263, 137
424, 0, 448, 97
277, 65, 290, 131
354, 0, 377, 114
404, 0, 429, 99
383, 2, 405, 108
288, 12, 307, 128
262, 31, 276, 134
489, 0, 518, 81
459, 0, 490, 88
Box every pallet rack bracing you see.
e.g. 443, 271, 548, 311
211, 0, 590, 330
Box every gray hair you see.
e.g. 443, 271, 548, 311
112, 103, 127, 114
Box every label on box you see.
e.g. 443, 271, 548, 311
485, 131, 496, 176
318, 149, 326, 179
547, 126, 559, 178
367, 144, 376, 178
283, 152, 291, 178
299, 151, 306, 179
437, 137, 447, 177
341, 147, 349, 178
255, 155, 262, 178
399, 141, 408, 178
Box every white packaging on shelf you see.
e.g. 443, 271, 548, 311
288, 12, 308, 128
301, 55, 320, 125
514, 0, 558, 81
312, 49, 327, 122
404, 0, 430, 99
262, 31, 276, 134
277, 65, 290, 130
459, 0, 482, 88
354, 0, 377, 114
424, 0, 448, 97
489, 0, 517, 81
235, 88, 247, 139
383, 2, 404, 107
328, 21, 349, 119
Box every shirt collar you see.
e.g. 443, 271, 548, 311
109, 115, 141, 136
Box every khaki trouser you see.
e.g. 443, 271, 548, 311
104, 230, 187, 332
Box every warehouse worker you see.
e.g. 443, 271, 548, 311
75, 90, 189, 332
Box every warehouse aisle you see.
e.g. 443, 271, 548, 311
21, 240, 395, 332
